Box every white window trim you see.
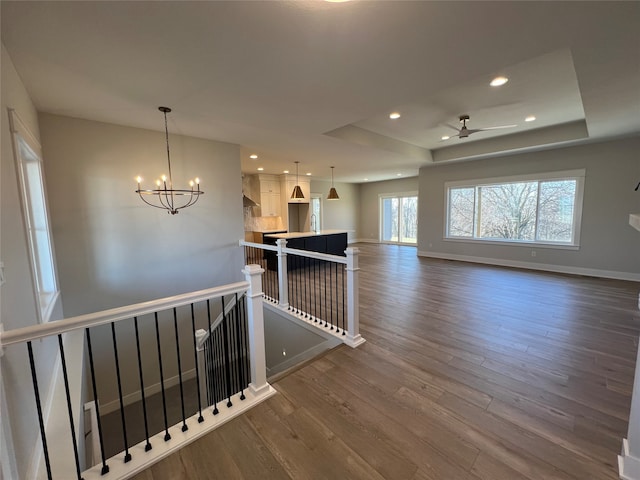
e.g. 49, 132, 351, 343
444, 170, 585, 248
379, 191, 419, 245
8, 108, 60, 323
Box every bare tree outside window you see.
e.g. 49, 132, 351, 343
447, 176, 581, 245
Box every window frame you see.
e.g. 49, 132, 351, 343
379, 191, 419, 245
444, 170, 585, 249
9, 109, 60, 323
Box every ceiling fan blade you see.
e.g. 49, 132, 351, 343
444, 123, 461, 132
477, 124, 517, 131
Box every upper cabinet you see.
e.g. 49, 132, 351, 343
282, 175, 310, 204
257, 174, 281, 216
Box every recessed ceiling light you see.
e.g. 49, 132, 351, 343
363, 178, 369, 181
490, 76, 509, 87
283, 170, 289, 174
389, 112, 401, 120
257, 167, 264, 171
306, 172, 312, 176
441, 135, 450, 140
397, 173, 402, 177
249, 154, 258, 159
525, 115, 536, 122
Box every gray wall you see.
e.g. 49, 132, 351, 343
359, 176, 419, 242
310, 179, 360, 242
1, 44, 63, 479
39, 113, 246, 407
418, 137, 640, 278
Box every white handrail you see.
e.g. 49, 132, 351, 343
0, 281, 249, 347
239, 240, 347, 264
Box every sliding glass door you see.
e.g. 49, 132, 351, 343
380, 194, 418, 244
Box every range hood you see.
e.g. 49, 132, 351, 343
243, 194, 259, 208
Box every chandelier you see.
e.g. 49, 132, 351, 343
135, 107, 203, 215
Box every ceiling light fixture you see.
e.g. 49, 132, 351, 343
283, 170, 289, 174
441, 135, 450, 140
397, 173, 402, 177
327, 166, 340, 200
525, 115, 536, 122
291, 161, 304, 199
257, 167, 264, 171
135, 107, 203, 215
490, 76, 509, 87
250, 154, 258, 159
306, 172, 312, 176
389, 112, 401, 119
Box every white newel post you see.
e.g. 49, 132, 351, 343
619, 343, 640, 480
345, 247, 365, 348
276, 239, 289, 308
243, 264, 270, 395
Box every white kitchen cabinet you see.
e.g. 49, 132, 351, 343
258, 174, 281, 216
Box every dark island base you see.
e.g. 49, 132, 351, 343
263, 232, 347, 270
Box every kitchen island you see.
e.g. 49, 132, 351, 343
263, 230, 349, 270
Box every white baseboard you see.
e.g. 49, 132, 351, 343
353, 238, 379, 244
417, 250, 640, 282
619, 438, 640, 480
99, 369, 197, 416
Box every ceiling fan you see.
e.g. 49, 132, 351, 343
445, 114, 516, 139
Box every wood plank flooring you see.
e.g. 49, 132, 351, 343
131, 243, 640, 480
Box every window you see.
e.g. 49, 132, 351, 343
311, 194, 322, 231
380, 193, 418, 244
445, 170, 584, 247
9, 109, 59, 322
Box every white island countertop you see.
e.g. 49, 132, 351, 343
264, 230, 349, 239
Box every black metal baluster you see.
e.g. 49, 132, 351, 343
27, 342, 53, 480
110, 322, 132, 462
133, 317, 152, 451
220, 297, 234, 407
57, 335, 84, 480
190, 304, 205, 423
314, 255, 318, 322
304, 256, 309, 318
340, 265, 347, 335
217, 328, 226, 403
154, 312, 171, 441
240, 294, 250, 388
85, 329, 109, 475
206, 299, 219, 414
172, 308, 188, 432
320, 260, 327, 327
233, 293, 246, 400
297, 255, 302, 314
329, 260, 334, 330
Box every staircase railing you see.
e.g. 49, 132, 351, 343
240, 239, 365, 348
0, 264, 274, 480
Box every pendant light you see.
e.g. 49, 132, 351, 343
135, 107, 203, 214
291, 161, 304, 199
327, 166, 340, 200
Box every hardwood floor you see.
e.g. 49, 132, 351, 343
131, 243, 640, 480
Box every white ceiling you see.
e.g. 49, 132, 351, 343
2, 1, 639, 183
